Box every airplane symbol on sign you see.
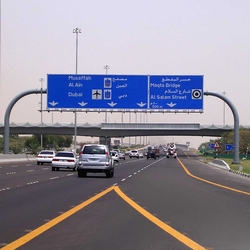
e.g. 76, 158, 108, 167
92, 90, 102, 99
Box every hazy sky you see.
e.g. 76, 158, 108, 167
1, 0, 250, 148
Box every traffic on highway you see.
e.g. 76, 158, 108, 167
1, 148, 250, 249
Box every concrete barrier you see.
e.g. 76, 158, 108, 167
209, 159, 230, 171
0, 154, 36, 163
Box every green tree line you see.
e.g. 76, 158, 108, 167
0, 134, 73, 154
199, 127, 250, 155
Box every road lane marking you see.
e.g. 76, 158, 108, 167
2, 158, 210, 250
178, 158, 250, 196
1, 186, 114, 250
114, 186, 206, 250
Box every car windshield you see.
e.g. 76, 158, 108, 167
40, 151, 54, 155
83, 146, 106, 154
56, 152, 74, 158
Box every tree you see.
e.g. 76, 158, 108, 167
220, 127, 250, 154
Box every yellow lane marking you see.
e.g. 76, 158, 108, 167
1, 186, 114, 250
114, 186, 206, 250
177, 158, 250, 196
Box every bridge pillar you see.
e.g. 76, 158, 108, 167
99, 136, 111, 149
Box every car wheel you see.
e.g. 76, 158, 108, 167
57, 167, 60, 171
78, 170, 87, 177
37, 162, 40, 165
105, 170, 112, 178
110, 169, 114, 177
52, 167, 55, 171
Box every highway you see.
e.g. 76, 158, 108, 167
1, 150, 250, 249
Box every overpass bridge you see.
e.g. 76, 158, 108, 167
1, 89, 241, 163
0, 122, 234, 137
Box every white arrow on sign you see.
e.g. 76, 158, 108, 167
137, 102, 147, 107
107, 102, 117, 107
78, 101, 88, 107
49, 101, 58, 106
167, 102, 177, 108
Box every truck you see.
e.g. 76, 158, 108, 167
146, 146, 160, 159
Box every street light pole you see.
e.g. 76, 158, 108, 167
73, 28, 81, 152
40, 78, 44, 148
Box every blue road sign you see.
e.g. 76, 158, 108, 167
209, 143, 215, 150
47, 74, 148, 109
149, 75, 203, 110
47, 74, 204, 111
225, 144, 235, 151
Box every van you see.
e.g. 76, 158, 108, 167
77, 144, 114, 178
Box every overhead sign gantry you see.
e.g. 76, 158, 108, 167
47, 74, 203, 112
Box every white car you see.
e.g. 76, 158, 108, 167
111, 151, 119, 162
139, 152, 144, 158
51, 151, 77, 171
129, 150, 139, 158
37, 150, 55, 165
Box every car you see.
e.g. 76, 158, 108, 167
139, 152, 143, 158
118, 151, 126, 160
77, 144, 114, 178
112, 149, 120, 154
111, 151, 119, 162
166, 143, 177, 158
51, 151, 77, 171
147, 151, 156, 160
37, 150, 55, 165
129, 150, 139, 158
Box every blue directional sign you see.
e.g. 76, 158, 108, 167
47, 74, 148, 110
209, 143, 215, 150
149, 75, 203, 110
225, 144, 234, 151
47, 74, 204, 111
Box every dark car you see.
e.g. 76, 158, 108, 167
147, 149, 156, 160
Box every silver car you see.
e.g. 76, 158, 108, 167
77, 144, 114, 178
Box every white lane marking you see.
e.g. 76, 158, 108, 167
7, 172, 16, 175
118, 157, 164, 183
27, 181, 38, 185
50, 177, 59, 180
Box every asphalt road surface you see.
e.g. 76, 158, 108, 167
1, 150, 250, 250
